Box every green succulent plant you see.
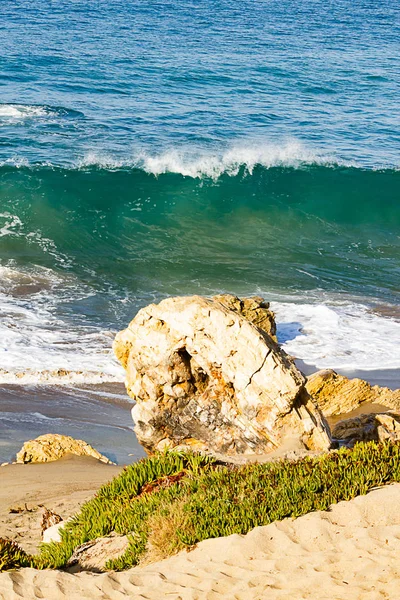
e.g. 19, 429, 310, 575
3, 442, 400, 573
0, 538, 33, 571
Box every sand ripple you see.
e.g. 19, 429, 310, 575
1, 485, 400, 599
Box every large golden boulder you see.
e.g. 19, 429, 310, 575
114, 295, 331, 456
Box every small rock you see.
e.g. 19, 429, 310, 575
16, 434, 114, 464
42, 520, 67, 544
332, 411, 400, 447
66, 533, 130, 573
40, 507, 63, 537
306, 369, 400, 416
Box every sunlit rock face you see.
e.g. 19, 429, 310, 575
114, 295, 331, 457
306, 369, 400, 417
16, 434, 113, 464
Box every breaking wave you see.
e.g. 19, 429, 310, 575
79, 141, 342, 178
0, 151, 399, 382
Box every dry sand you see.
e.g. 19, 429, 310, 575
1, 483, 400, 599
0, 455, 122, 554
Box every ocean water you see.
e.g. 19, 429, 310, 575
0, 0, 399, 388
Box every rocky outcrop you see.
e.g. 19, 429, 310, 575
16, 435, 113, 464
213, 294, 277, 341
332, 412, 400, 447
306, 369, 400, 417
114, 295, 331, 456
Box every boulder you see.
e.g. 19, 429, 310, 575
213, 294, 277, 341
306, 369, 400, 416
332, 412, 400, 447
114, 295, 331, 456
16, 434, 113, 464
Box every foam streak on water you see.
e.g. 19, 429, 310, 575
274, 301, 400, 371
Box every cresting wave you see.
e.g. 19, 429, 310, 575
80, 141, 341, 178
1, 159, 398, 301
0, 156, 399, 383
3, 136, 400, 175
0, 140, 343, 176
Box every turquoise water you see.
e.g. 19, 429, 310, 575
0, 0, 399, 380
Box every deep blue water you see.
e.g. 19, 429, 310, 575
1, 0, 399, 166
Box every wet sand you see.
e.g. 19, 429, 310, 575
0, 382, 146, 465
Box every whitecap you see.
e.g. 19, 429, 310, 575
273, 301, 400, 371
79, 140, 345, 179
0, 104, 49, 119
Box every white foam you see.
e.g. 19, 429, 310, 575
1, 264, 398, 384
273, 301, 400, 371
79, 140, 341, 179
79, 152, 127, 170
0, 369, 123, 386
0, 157, 30, 169
0, 213, 23, 237
0, 264, 124, 385
0, 104, 49, 120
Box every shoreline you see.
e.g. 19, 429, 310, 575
0, 382, 146, 465
1, 365, 399, 466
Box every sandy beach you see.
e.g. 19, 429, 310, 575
0, 346, 399, 595
0, 456, 122, 555
1, 483, 400, 599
